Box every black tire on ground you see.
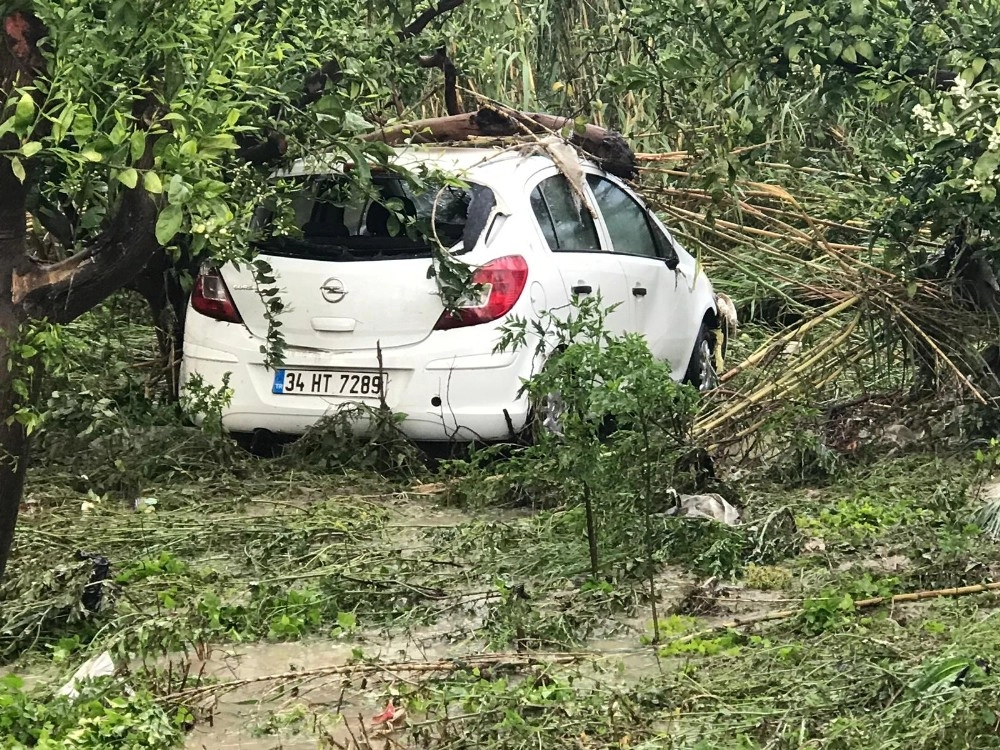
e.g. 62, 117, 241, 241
683, 323, 721, 392
231, 429, 285, 458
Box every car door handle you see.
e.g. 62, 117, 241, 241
632, 287, 647, 297
571, 284, 593, 295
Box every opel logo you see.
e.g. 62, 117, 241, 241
320, 278, 347, 303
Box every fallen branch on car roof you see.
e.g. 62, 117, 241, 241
361, 106, 637, 180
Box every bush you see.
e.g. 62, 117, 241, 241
0, 675, 184, 750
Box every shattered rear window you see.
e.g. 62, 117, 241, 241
251, 173, 496, 262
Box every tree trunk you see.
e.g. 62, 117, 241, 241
0, 339, 30, 583
126, 253, 191, 398
0, 230, 30, 584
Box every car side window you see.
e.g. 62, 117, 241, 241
529, 175, 602, 252
585, 175, 660, 259
649, 220, 680, 266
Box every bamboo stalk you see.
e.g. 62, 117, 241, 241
666, 203, 872, 255
718, 296, 861, 383
695, 314, 860, 437
889, 302, 988, 405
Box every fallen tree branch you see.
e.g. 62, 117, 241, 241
161, 651, 588, 703
362, 107, 636, 179
419, 46, 461, 115
12, 95, 167, 323
398, 0, 467, 41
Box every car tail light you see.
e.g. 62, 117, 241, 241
191, 269, 243, 324
434, 255, 529, 330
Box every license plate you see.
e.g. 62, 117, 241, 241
272, 369, 386, 398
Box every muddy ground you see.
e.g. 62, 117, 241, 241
6, 442, 1000, 749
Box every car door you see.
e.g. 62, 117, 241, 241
527, 171, 631, 334
585, 173, 694, 372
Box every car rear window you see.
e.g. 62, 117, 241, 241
250, 173, 496, 261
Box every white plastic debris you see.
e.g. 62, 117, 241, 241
57, 651, 116, 699
715, 292, 739, 336
670, 493, 742, 526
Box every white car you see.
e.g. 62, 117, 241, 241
179, 146, 722, 447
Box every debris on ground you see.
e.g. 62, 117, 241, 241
57, 651, 117, 699
669, 493, 742, 525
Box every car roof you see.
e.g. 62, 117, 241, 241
279, 144, 598, 184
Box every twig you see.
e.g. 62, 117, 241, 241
160, 652, 589, 703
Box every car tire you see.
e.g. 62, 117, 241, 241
231, 429, 284, 458
683, 323, 721, 392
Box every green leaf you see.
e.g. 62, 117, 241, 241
130, 130, 148, 162
341, 110, 370, 134
336, 611, 357, 630
341, 142, 370, 186
784, 9, 811, 27
855, 40, 875, 62
143, 171, 163, 194
14, 92, 35, 129
155, 203, 184, 245
787, 43, 803, 62
117, 167, 138, 189
10, 156, 25, 183
71, 112, 93, 139
841, 45, 857, 64
20, 141, 41, 158
974, 151, 1000, 180
80, 148, 103, 163
200, 134, 237, 152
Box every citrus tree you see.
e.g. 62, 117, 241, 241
0, 0, 468, 580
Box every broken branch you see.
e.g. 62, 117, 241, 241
162, 651, 587, 703
398, 0, 468, 42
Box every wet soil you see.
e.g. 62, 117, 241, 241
181, 498, 701, 749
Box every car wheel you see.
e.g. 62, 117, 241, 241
684, 323, 720, 392
231, 429, 283, 458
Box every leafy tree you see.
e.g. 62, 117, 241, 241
0, 0, 468, 580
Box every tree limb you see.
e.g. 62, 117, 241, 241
12, 96, 168, 323
418, 46, 461, 115
362, 107, 637, 179
236, 129, 287, 165
398, 0, 467, 42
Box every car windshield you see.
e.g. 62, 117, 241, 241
250, 172, 495, 262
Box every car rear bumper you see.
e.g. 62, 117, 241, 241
179, 321, 536, 442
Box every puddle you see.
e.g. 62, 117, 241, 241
180, 621, 486, 750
